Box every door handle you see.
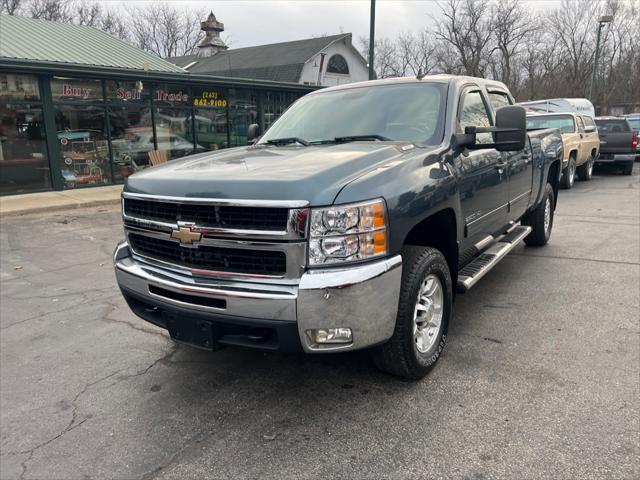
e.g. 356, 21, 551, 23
522, 153, 532, 164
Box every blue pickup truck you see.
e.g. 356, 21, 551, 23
114, 75, 563, 379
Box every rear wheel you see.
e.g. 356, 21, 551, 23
522, 182, 555, 246
577, 155, 594, 181
372, 246, 452, 379
560, 157, 576, 189
622, 162, 633, 175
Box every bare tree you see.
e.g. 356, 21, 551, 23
130, 3, 204, 58
1, 0, 23, 15
490, 0, 538, 88
358, 36, 400, 78
396, 30, 438, 76
99, 9, 130, 42
435, 0, 493, 77
28, 0, 71, 22
75, 0, 101, 27
547, 0, 601, 97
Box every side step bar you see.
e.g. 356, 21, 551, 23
457, 225, 532, 293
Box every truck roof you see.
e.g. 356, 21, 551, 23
308, 75, 511, 95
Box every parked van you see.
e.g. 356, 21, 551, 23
520, 98, 595, 118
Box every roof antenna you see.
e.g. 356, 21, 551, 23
416, 68, 426, 80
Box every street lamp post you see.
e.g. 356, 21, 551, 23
589, 15, 613, 104
368, 0, 376, 80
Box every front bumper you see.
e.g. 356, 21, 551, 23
114, 242, 402, 353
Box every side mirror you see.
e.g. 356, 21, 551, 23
247, 123, 261, 144
455, 105, 527, 152
494, 105, 526, 151
585, 125, 596, 133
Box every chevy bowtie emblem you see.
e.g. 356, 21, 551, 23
171, 225, 202, 244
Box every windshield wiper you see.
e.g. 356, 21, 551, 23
265, 137, 310, 146
333, 134, 391, 143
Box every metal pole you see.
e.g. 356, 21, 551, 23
589, 22, 603, 103
368, 0, 376, 80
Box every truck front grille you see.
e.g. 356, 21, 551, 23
124, 198, 289, 231
128, 233, 287, 276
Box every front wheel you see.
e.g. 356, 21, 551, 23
522, 182, 555, 246
560, 157, 576, 189
372, 246, 452, 379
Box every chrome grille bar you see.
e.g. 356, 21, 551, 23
121, 192, 309, 282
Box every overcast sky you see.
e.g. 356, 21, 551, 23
103, 0, 566, 48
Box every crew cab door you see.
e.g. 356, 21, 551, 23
488, 90, 533, 220
456, 88, 509, 248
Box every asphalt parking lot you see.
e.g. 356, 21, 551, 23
1, 165, 638, 480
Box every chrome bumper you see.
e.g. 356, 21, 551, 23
114, 242, 402, 353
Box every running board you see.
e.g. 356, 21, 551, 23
457, 225, 532, 293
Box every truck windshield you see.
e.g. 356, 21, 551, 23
595, 119, 631, 133
526, 115, 575, 134
259, 83, 446, 145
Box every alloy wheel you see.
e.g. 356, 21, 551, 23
413, 274, 444, 353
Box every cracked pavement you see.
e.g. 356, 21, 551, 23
1, 165, 638, 479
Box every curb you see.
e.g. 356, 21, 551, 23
0, 197, 121, 218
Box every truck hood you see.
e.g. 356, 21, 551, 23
125, 143, 413, 206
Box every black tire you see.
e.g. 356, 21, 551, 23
522, 182, 555, 246
560, 157, 576, 189
577, 155, 594, 181
622, 162, 633, 175
372, 246, 452, 379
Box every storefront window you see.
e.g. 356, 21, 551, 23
51, 77, 103, 103
154, 107, 198, 160
153, 84, 191, 106
0, 73, 40, 102
109, 105, 154, 179
263, 91, 290, 131
195, 109, 229, 151
0, 103, 51, 194
105, 80, 150, 104
54, 105, 111, 188
228, 88, 258, 147
192, 86, 228, 151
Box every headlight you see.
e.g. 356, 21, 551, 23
308, 199, 388, 266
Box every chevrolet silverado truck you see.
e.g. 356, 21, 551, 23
114, 76, 563, 379
595, 117, 638, 175
526, 112, 599, 188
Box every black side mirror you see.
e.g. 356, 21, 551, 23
494, 105, 526, 151
454, 105, 526, 152
247, 123, 261, 144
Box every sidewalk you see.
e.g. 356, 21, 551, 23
0, 185, 122, 217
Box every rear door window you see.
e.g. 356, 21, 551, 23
583, 116, 596, 129
488, 91, 512, 110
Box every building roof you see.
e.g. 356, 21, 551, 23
168, 33, 357, 82
0, 14, 185, 73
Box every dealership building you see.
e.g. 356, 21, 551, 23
0, 14, 319, 195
